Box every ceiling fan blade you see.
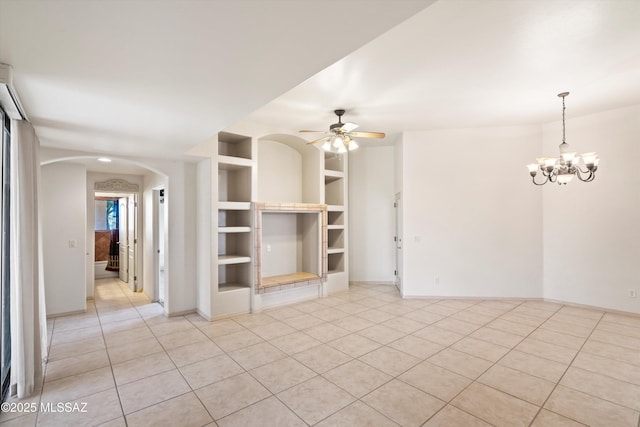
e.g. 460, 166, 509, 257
340, 122, 359, 132
299, 130, 326, 133
349, 131, 385, 139
306, 136, 330, 145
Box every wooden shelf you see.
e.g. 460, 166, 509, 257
327, 205, 344, 212
324, 170, 344, 180
219, 282, 251, 292
218, 255, 251, 265
261, 272, 320, 288
218, 201, 251, 210
327, 247, 344, 255
327, 224, 344, 230
218, 155, 253, 170
218, 226, 251, 233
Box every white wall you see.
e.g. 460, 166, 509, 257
261, 213, 298, 277
543, 104, 640, 314
163, 161, 197, 315
42, 162, 87, 316
258, 140, 302, 202
196, 159, 212, 319
349, 146, 396, 282
401, 126, 543, 298
142, 170, 168, 303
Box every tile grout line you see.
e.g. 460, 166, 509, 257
415, 299, 532, 426
29, 281, 640, 427
526, 309, 615, 427
96, 277, 133, 427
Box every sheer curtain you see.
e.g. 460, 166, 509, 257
9, 120, 47, 398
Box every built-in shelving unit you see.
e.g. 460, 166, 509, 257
202, 132, 349, 319
213, 132, 256, 317
323, 152, 348, 291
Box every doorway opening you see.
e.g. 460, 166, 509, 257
154, 188, 166, 305
394, 192, 403, 294
93, 186, 139, 292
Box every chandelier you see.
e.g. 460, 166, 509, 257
527, 92, 599, 185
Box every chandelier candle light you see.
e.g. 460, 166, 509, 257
527, 92, 599, 186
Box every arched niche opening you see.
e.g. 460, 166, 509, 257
254, 134, 327, 295
257, 134, 322, 204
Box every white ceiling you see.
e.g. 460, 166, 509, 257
0, 0, 432, 160
2, 0, 640, 163
232, 0, 640, 145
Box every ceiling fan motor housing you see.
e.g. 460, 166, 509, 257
330, 109, 346, 132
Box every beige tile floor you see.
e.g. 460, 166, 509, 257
2, 278, 640, 426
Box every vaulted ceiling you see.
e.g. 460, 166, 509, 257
2, 0, 640, 161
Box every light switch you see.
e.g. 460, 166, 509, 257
69, 239, 77, 248
266, 244, 272, 252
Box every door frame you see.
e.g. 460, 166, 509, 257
152, 187, 166, 305
91, 179, 141, 293
118, 196, 128, 283
127, 194, 138, 288
394, 192, 403, 295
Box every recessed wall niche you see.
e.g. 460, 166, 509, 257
254, 202, 327, 293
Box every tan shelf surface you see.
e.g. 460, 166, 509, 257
218, 201, 251, 210
219, 282, 250, 292
261, 272, 320, 288
218, 226, 251, 233
218, 255, 251, 265
218, 155, 253, 170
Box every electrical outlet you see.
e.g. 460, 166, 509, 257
629, 289, 637, 298
266, 244, 272, 253
434, 276, 440, 285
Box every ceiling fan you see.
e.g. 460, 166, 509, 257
300, 109, 385, 153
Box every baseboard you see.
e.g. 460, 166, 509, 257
393, 293, 640, 317
543, 298, 640, 318
349, 281, 395, 286
400, 294, 541, 301
46, 308, 88, 319
196, 309, 213, 322
166, 308, 197, 318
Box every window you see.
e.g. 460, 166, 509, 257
1, 107, 11, 402
94, 199, 119, 231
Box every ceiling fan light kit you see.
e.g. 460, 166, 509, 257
527, 92, 599, 186
301, 109, 385, 153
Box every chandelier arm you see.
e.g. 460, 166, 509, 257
575, 169, 594, 182
575, 166, 591, 174
532, 175, 549, 186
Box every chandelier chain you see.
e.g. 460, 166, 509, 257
562, 95, 566, 145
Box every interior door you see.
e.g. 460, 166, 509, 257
128, 195, 137, 291
394, 193, 403, 294
118, 197, 128, 283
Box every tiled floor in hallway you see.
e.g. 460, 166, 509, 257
1, 277, 640, 426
